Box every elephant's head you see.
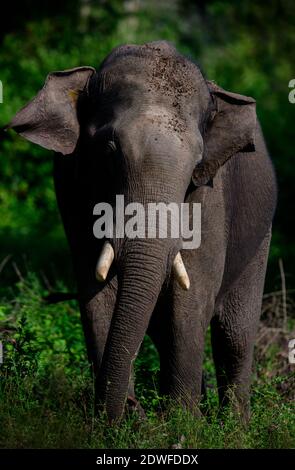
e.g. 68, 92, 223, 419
8, 41, 257, 421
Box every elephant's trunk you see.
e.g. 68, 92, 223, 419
96, 238, 170, 422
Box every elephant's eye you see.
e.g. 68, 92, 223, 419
88, 124, 118, 155
106, 140, 117, 153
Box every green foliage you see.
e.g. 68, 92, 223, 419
1, 275, 88, 377
0, 0, 294, 449
0, 275, 294, 449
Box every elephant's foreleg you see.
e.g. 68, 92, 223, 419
80, 280, 143, 416
80, 283, 117, 375
150, 298, 209, 412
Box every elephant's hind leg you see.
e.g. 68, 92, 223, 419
211, 233, 271, 423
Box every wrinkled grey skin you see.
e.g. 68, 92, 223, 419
9, 41, 277, 422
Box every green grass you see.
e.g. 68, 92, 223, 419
0, 274, 294, 449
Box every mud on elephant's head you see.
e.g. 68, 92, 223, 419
8, 41, 257, 421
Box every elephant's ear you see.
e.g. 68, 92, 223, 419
192, 81, 256, 186
7, 67, 95, 155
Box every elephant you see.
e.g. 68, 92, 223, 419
7, 41, 277, 423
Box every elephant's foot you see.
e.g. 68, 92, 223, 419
231, 395, 250, 427
218, 388, 251, 427
126, 395, 146, 420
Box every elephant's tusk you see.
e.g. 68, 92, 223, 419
95, 242, 114, 282
173, 252, 190, 291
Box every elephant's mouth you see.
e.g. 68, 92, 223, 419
95, 240, 190, 291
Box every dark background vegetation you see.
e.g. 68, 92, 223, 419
0, 0, 294, 448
